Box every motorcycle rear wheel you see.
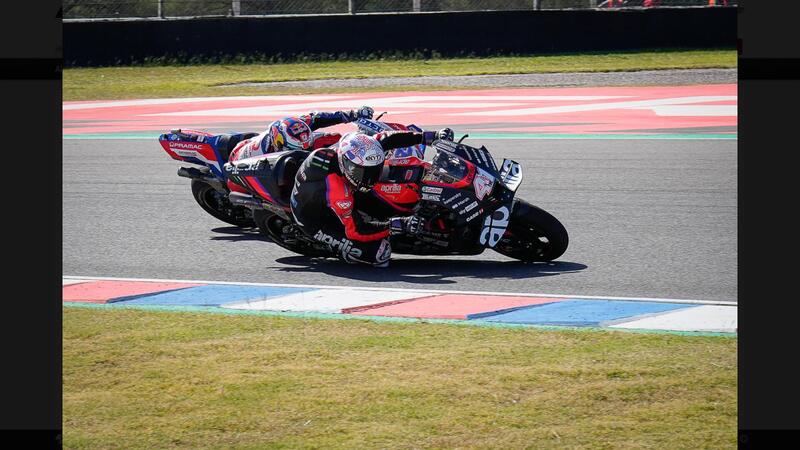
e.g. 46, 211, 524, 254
493, 199, 568, 262
253, 209, 333, 258
191, 179, 256, 228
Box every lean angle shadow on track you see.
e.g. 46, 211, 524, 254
209, 226, 264, 242
272, 256, 586, 285
207, 225, 586, 285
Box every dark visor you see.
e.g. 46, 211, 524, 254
343, 159, 382, 188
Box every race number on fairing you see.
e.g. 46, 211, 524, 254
479, 205, 511, 248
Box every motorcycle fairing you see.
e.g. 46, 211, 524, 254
432, 140, 500, 179
498, 159, 523, 193
159, 130, 240, 180
421, 151, 476, 190
223, 150, 308, 208
479, 203, 513, 248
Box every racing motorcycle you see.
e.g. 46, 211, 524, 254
158, 129, 260, 227
223, 116, 569, 262
156, 116, 414, 229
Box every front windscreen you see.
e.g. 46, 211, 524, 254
422, 151, 469, 185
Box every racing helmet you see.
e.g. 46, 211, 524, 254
336, 132, 385, 193
270, 117, 312, 151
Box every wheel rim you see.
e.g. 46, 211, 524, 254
265, 216, 298, 245
264, 216, 332, 256
497, 224, 554, 260
201, 187, 251, 223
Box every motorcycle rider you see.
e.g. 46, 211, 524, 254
227, 106, 376, 162
290, 127, 455, 268
225, 106, 375, 194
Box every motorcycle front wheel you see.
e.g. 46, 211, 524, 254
191, 179, 255, 228
493, 199, 569, 262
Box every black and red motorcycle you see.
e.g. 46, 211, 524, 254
223, 118, 569, 263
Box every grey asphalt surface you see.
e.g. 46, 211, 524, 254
228, 69, 737, 90
63, 137, 737, 302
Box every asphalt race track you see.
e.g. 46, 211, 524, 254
63, 137, 736, 302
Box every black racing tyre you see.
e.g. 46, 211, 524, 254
190, 179, 256, 228
493, 199, 569, 262
253, 209, 333, 258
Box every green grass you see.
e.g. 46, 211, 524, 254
64, 306, 737, 449
63, 49, 737, 101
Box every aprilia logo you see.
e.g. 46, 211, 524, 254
380, 184, 401, 194
314, 230, 363, 258
479, 206, 510, 248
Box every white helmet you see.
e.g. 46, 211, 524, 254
336, 132, 385, 193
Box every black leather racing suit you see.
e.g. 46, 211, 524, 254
289, 131, 434, 266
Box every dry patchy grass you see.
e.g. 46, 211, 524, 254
63, 49, 737, 101
63, 306, 736, 449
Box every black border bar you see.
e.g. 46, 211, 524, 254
0, 59, 62, 80
739, 58, 800, 80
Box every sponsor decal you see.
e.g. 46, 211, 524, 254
483, 148, 497, 171
169, 141, 204, 150
453, 197, 471, 208
479, 205, 511, 248
421, 186, 443, 194
393, 147, 413, 158
404, 169, 414, 181
357, 118, 384, 134
421, 193, 441, 202
380, 184, 402, 194
466, 208, 483, 222
435, 140, 458, 152
443, 193, 462, 205
336, 200, 352, 210
289, 122, 307, 134
472, 167, 495, 201
376, 238, 391, 263
364, 153, 382, 162
464, 201, 478, 212
313, 230, 363, 258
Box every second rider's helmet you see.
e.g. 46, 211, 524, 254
270, 117, 313, 151
336, 132, 385, 193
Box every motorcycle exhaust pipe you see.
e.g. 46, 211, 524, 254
177, 167, 226, 193
228, 192, 264, 210
177, 167, 213, 180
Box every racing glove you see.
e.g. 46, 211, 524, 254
389, 216, 425, 236
347, 106, 375, 122
422, 128, 455, 145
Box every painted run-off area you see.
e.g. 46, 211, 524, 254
63, 278, 737, 335
63, 84, 736, 138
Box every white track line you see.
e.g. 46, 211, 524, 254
62, 275, 737, 306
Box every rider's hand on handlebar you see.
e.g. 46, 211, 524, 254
346, 106, 374, 122
389, 216, 425, 236
422, 127, 455, 145
437, 128, 454, 142
359, 106, 374, 119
